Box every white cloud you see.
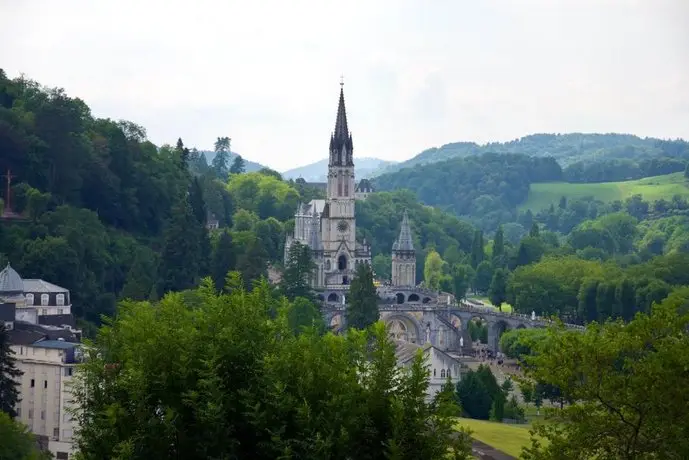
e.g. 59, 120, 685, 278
1, 0, 688, 170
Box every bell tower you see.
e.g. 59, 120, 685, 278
392, 211, 416, 287
325, 79, 356, 249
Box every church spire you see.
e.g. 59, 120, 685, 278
309, 207, 323, 251
329, 79, 354, 166
393, 210, 414, 252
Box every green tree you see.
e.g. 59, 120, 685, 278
423, 250, 444, 290
473, 261, 493, 295
210, 230, 236, 291
120, 249, 158, 301
492, 225, 505, 266
451, 264, 474, 300
235, 237, 269, 289
0, 324, 22, 417
456, 369, 493, 420
488, 268, 508, 310
372, 254, 392, 281
529, 223, 540, 238
523, 289, 689, 459
280, 241, 314, 300
0, 412, 50, 460
229, 155, 246, 175
283, 296, 324, 335
158, 199, 202, 294
212, 136, 231, 180
346, 262, 379, 330
71, 282, 471, 459
470, 230, 485, 268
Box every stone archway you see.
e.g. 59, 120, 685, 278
491, 320, 510, 351
383, 313, 422, 344
408, 293, 420, 302
395, 293, 405, 304
327, 292, 339, 303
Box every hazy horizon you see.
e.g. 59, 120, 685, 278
2, 0, 688, 171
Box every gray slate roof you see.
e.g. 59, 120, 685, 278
393, 211, 414, 252
0, 264, 24, 293
23, 279, 68, 293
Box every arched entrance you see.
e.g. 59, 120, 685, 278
327, 292, 339, 303
338, 254, 347, 270
396, 293, 405, 304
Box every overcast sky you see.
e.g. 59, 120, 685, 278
2, 0, 688, 171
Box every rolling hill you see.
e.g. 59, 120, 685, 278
378, 133, 687, 176
283, 157, 396, 182
521, 172, 689, 211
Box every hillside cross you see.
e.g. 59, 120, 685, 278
2, 169, 14, 211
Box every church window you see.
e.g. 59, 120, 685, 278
440, 369, 446, 378
447, 368, 452, 377
344, 180, 349, 196
338, 254, 347, 270
41, 294, 49, 306
26, 293, 34, 305
325, 260, 331, 270
433, 369, 436, 377
56, 294, 65, 306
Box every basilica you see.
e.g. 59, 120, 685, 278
285, 83, 415, 290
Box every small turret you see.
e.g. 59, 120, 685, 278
309, 207, 323, 252
391, 211, 416, 287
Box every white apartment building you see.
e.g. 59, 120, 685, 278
1, 263, 81, 459
12, 340, 81, 459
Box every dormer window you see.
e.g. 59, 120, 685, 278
26, 293, 34, 305
56, 294, 65, 306
41, 294, 49, 306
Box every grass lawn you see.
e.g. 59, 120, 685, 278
468, 296, 514, 313
456, 417, 535, 458
520, 172, 689, 212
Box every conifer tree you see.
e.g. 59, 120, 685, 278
212, 136, 231, 180
346, 262, 379, 330
280, 242, 314, 300
470, 230, 485, 268
492, 225, 505, 266
211, 230, 236, 291
229, 155, 246, 175
0, 324, 21, 418
158, 199, 202, 294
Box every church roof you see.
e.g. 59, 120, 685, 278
0, 263, 24, 294
393, 211, 414, 252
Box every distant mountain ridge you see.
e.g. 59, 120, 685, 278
378, 133, 687, 176
200, 150, 266, 173
282, 157, 397, 182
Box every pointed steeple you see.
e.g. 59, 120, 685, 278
329, 79, 354, 166
393, 210, 414, 252
309, 207, 323, 251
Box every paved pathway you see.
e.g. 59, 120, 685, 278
471, 439, 516, 460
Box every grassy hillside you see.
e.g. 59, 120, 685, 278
457, 418, 534, 457
521, 172, 689, 211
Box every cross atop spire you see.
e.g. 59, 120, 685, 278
340, 74, 344, 87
